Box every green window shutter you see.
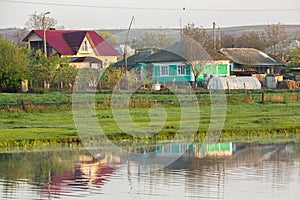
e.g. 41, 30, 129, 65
206, 64, 217, 75
153, 66, 160, 76
186, 64, 191, 75
169, 65, 177, 76
218, 64, 228, 75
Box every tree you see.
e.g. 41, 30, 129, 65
221, 33, 236, 48
130, 32, 174, 50
25, 12, 58, 30
100, 67, 123, 89
181, 22, 213, 50
55, 61, 78, 91
0, 38, 30, 92
264, 23, 289, 60
98, 30, 119, 47
234, 31, 267, 50
28, 50, 77, 92
12, 28, 28, 44
288, 46, 300, 68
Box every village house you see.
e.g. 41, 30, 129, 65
115, 38, 231, 87
23, 30, 120, 68
220, 48, 285, 75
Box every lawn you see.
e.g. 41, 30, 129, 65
0, 90, 300, 148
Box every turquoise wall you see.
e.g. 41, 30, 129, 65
151, 63, 229, 83
152, 64, 192, 83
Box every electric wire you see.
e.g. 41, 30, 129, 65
1, 0, 300, 12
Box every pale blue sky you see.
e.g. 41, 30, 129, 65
0, 0, 299, 29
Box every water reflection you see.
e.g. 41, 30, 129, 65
0, 141, 299, 199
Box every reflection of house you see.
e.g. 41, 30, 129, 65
220, 48, 285, 75
153, 143, 235, 157
41, 154, 120, 198
194, 143, 235, 158
155, 144, 194, 155
23, 30, 120, 68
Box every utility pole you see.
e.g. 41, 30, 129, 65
42, 12, 50, 57
124, 16, 135, 75
213, 22, 217, 51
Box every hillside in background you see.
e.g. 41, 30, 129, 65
1, 24, 300, 44
106, 24, 300, 43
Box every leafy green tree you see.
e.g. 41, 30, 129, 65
28, 50, 57, 91
100, 67, 123, 90
28, 50, 77, 92
98, 30, 119, 47
0, 38, 30, 92
288, 46, 300, 68
55, 61, 78, 91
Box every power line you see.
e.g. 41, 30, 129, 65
1, 0, 300, 12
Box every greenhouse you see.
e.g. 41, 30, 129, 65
207, 76, 262, 90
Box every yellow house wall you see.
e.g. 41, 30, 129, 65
98, 56, 119, 68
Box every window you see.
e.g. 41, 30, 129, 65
82, 41, 88, 52
160, 65, 169, 76
177, 65, 186, 76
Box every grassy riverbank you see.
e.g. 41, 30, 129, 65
0, 90, 300, 148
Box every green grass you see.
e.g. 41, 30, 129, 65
0, 90, 300, 148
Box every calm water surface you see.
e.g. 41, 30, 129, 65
0, 141, 299, 200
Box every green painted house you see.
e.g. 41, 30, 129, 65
138, 41, 230, 85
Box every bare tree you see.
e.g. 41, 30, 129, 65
13, 28, 28, 44
130, 31, 174, 50
25, 12, 58, 30
264, 23, 290, 60
181, 22, 213, 50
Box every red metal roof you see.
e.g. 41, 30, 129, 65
23, 30, 120, 56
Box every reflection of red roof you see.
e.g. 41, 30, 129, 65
23, 30, 120, 56
40, 165, 116, 198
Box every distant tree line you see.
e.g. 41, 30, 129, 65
181, 22, 298, 62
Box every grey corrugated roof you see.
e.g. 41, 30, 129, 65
220, 48, 284, 66
113, 50, 152, 69
139, 36, 212, 63
138, 49, 186, 63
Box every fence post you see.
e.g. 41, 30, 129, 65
262, 90, 265, 104
226, 81, 230, 93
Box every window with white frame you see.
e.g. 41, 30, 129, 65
177, 65, 186, 76
160, 65, 169, 76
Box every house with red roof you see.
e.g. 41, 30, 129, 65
23, 30, 120, 68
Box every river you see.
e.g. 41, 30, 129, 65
0, 141, 299, 200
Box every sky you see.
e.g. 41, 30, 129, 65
0, 0, 299, 30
